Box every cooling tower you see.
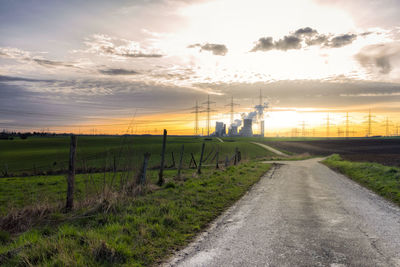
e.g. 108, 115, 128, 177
229, 125, 238, 136
240, 119, 253, 137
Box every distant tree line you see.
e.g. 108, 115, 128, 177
0, 130, 57, 140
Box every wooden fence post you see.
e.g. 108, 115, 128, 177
138, 152, 151, 185
215, 151, 219, 169
66, 135, 77, 211
177, 144, 184, 178
190, 153, 197, 169
225, 155, 229, 168
234, 147, 238, 165
158, 129, 167, 186
197, 143, 205, 174
171, 152, 176, 168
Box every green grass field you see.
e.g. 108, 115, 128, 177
0, 136, 271, 177
0, 162, 272, 266
0, 135, 276, 265
323, 154, 400, 206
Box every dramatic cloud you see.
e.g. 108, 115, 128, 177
188, 43, 228, 56
99, 68, 139, 75
251, 28, 359, 52
205, 79, 400, 111
355, 42, 400, 74
81, 34, 163, 59
0, 76, 204, 130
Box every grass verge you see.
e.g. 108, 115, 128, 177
323, 154, 400, 206
0, 161, 271, 266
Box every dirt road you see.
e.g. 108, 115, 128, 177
165, 158, 400, 267
251, 142, 288, 157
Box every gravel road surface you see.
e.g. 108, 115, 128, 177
165, 158, 400, 267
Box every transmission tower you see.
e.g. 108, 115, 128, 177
225, 96, 239, 127
364, 109, 376, 137
383, 117, 393, 136
191, 100, 202, 136
255, 89, 268, 136
337, 127, 344, 137
299, 121, 307, 137
345, 112, 350, 138
202, 95, 216, 136
325, 114, 331, 137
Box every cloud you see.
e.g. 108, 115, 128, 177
294, 27, 318, 37
0, 47, 78, 69
251, 35, 301, 51
0, 75, 54, 83
251, 28, 359, 52
250, 37, 274, 52
355, 42, 400, 74
327, 34, 357, 48
305, 34, 329, 46
0, 75, 205, 130
81, 34, 163, 59
274, 35, 302, 51
188, 43, 228, 56
32, 58, 76, 68
203, 79, 400, 111
99, 68, 139, 75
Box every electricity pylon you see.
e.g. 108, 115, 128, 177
363, 109, 376, 137
191, 100, 202, 136
202, 95, 216, 136
324, 114, 335, 137
382, 117, 394, 136
298, 120, 307, 137
225, 96, 239, 127
344, 112, 351, 138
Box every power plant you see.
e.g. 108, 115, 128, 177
196, 90, 268, 138
239, 119, 253, 137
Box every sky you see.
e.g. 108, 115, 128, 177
1, 0, 400, 136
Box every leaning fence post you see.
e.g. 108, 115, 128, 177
225, 155, 229, 168
190, 153, 197, 169
66, 135, 77, 211
138, 152, 151, 185
197, 143, 205, 174
177, 144, 184, 178
158, 129, 167, 186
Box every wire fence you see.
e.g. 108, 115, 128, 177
0, 131, 244, 218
